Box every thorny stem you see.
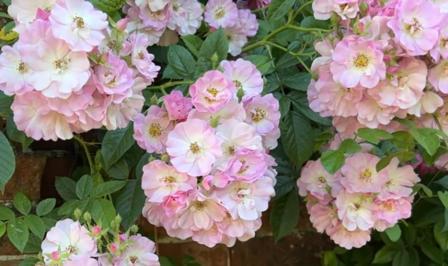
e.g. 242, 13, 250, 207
74, 135, 94, 175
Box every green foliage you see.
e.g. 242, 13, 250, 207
101, 125, 135, 170
270, 189, 300, 241
0, 131, 15, 190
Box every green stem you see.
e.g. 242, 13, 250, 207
149, 80, 193, 91
74, 135, 94, 175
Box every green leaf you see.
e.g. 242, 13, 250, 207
279, 71, 311, 91
115, 179, 146, 229
372, 245, 398, 264
409, 128, 440, 156
439, 191, 448, 209
76, 175, 93, 199
420, 240, 444, 264
167, 45, 196, 78
415, 183, 433, 197
436, 175, 448, 189
339, 139, 362, 154
0, 131, 15, 190
13, 192, 31, 215
357, 128, 393, 144
106, 159, 129, 179
270, 190, 300, 241
19, 257, 40, 266
101, 125, 135, 169
90, 199, 116, 227
434, 221, 448, 251
24, 215, 45, 239
55, 176, 78, 201
0, 206, 15, 221
280, 111, 315, 166
321, 150, 345, 174
6, 116, 33, 151
7, 219, 29, 252
95, 181, 127, 197
392, 249, 410, 266
268, 0, 296, 21
322, 251, 339, 266
385, 224, 401, 242
181, 35, 203, 57
90, 0, 126, 13
0, 221, 5, 238
198, 29, 228, 64
0, 91, 12, 117
36, 198, 56, 217
244, 55, 274, 75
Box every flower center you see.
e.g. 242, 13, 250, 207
138, 51, 145, 60
227, 145, 235, 155
73, 16, 85, 29
405, 18, 422, 35
129, 256, 138, 263
67, 245, 77, 254
162, 176, 176, 183
190, 142, 201, 154
207, 87, 219, 97
360, 168, 372, 182
237, 160, 250, 175
54, 58, 70, 72
234, 80, 243, 90
318, 176, 326, 184
383, 200, 395, 211
214, 7, 226, 19
251, 108, 266, 122
192, 201, 206, 210
353, 54, 369, 69
17, 62, 28, 74
148, 123, 162, 137
441, 38, 448, 49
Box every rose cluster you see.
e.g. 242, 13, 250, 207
308, 0, 448, 139
297, 152, 420, 249
0, 0, 160, 141
40, 218, 160, 265
125, 0, 258, 56
134, 59, 280, 247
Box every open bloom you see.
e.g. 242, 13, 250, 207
244, 94, 280, 136
142, 160, 196, 203
163, 90, 193, 121
222, 149, 268, 182
50, 0, 108, 52
166, 119, 222, 176
189, 70, 236, 113
113, 235, 160, 266
330, 36, 386, 88
8, 0, 55, 25
335, 191, 375, 231
340, 153, 388, 193
178, 198, 227, 230
220, 59, 263, 101
378, 158, 420, 200
0, 45, 33, 95
429, 60, 448, 94
204, 0, 238, 28
327, 222, 371, 249
133, 106, 171, 153
168, 0, 203, 36
297, 160, 336, 202
41, 219, 97, 264
388, 0, 443, 55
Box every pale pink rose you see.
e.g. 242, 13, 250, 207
135, 0, 170, 11
215, 119, 263, 169
430, 22, 448, 61
133, 106, 172, 153
244, 94, 280, 136
373, 198, 412, 229
335, 191, 375, 231
12, 91, 74, 141
41, 219, 97, 264
262, 127, 281, 150
378, 158, 420, 200
232, 9, 259, 37
8, 0, 55, 25
308, 65, 364, 118
189, 70, 236, 113
0, 45, 33, 95
138, 3, 171, 31
220, 59, 263, 101
14, 18, 52, 56
388, 0, 443, 55
429, 60, 448, 94
166, 118, 222, 176
168, 0, 203, 36
93, 52, 134, 103
142, 160, 196, 203
191, 225, 224, 248
307, 202, 339, 233
25, 36, 90, 99
178, 198, 227, 230
371, 58, 427, 109
312, 0, 334, 20
297, 160, 336, 202
225, 29, 248, 56
340, 153, 388, 193
160, 190, 191, 216
327, 222, 371, 249
102, 78, 146, 130
50, 0, 108, 52
357, 96, 398, 128
333, 0, 359, 20
204, 0, 238, 29
188, 100, 247, 126
222, 149, 268, 182
130, 34, 161, 83
408, 91, 444, 117
65, 257, 98, 266
330, 36, 386, 89
163, 90, 193, 121
113, 235, 160, 266
214, 176, 274, 220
